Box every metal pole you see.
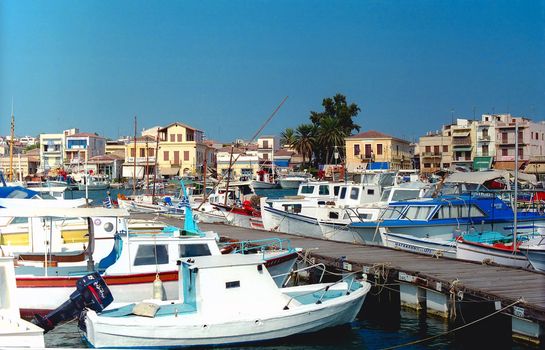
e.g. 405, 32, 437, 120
513, 121, 518, 252
133, 116, 137, 196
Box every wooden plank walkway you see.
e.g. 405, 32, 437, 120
134, 213, 545, 326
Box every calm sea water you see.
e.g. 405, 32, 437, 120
47, 188, 537, 349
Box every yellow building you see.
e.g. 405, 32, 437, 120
123, 135, 158, 179
345, 130, 412, 172
156, 122, 208, 177
216, 146, 260, 180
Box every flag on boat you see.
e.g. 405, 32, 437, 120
103, 196, 112, 209
179, 196, 190, 208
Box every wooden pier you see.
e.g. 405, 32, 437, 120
136, 213, 545, 344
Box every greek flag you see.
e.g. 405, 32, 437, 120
179, 196, 190, 208
103, 196, 112, 209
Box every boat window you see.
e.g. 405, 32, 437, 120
403, 206, 433, 220
350, 187, 359, 200
134, 244, 169, 266
318, 185, 330, 196
11, 217, 28, 224
380, 207, 403, 220
226, 281, 240, 289
339, 187, 347, 199
333, 186, 340, 196
433, 204, 486, 219
8, 190, 31, 199
282, 204, 301, 214
358, 213, 374, 220
317, 201, 326, 206
179, 244, 211, 257
300, 186, 314, 194
391, 189, 421, 202
328, 212, 339, 219
367, 189, 375, 195
380, 189, 391, 202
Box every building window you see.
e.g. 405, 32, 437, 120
502, 148, 508, 156
443, 145, 448, 153
186, 131, 195, 142
170, 134, 175, 142
184, 151, 190, 161
263, 140, 269, 149
140, 148, 145, 157
263, 153, 268, 160
354, 144, 360, 156
482, 128, 488, 138
425, 146, 431, 153
502, 132, 508, 144
177, 134, 183, 142
365, 144, 372, 158
423, 163, 431, 168
174, 151, 180, 164
433, 145, 439, 154
131, 148, 136, 157
164, 151, 169, 161
377, 144, 383, 155
482, 145, 489, 156
518, 148, 523, 159
148, 148, 154, 157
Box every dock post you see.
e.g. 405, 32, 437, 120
399, 283, 425, 311
425, 284, 449, 318
510, 306, 543, 345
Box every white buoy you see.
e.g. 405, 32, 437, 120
153, 274, 165, 300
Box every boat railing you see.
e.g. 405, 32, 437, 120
227, 237, 292, 255
277, 262, 327, 285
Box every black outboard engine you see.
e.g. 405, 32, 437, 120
32, 272, 113, 333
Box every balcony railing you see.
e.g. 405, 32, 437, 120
127, 156, 157, 163
421, 152, 441, 157
452, 137, 471, 145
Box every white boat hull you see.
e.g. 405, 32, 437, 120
84, 283, 370, 348
456, 241, 531, 268
261, 206, 323, 239
251, 180, 278, 189
380, 231, 457, 258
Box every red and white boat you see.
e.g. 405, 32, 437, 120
7, 207, 299, 317
213, 200, 264, 230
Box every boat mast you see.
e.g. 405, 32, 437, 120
132, 116, 137, 196
8, 99, 14, 182
513, 120, 518, 252
145, 138, 149, 194
151, 127, 160, 203
224, 145, 234, 206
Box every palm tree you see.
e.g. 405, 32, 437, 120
293, 124, 315, 166
317, 117, 346, 164
280, 128, 296, 148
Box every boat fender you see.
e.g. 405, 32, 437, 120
153, 275, 165, 301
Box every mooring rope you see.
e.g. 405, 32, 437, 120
379, 298, 524, 350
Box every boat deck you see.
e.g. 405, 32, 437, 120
135, 213, 545, 331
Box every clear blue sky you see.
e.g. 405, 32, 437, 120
1, 0, 544, 143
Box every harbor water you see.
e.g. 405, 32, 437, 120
44, 188, 539, 349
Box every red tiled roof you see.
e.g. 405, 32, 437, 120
348, 130, 393, 139
68, 132, 105, 139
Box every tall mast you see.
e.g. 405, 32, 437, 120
9, 99, 15, 182
151, 127, 160, 203
513, 120, 518, 252
133, 116, 137, 196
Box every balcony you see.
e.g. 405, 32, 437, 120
421, 152, 441, 158
479, 135, 490, 141
497, 138, 525, 145
127, 156, 157, 164
452, 137, 472, 145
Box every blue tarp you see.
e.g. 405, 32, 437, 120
367, 162, 390, 170
274, 159, 290, 167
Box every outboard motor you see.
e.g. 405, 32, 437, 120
31, 272, 113, 333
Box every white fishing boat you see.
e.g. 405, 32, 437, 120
278, 171, 312, 189
0, 257, 45, 348
455, 235, 531, 268
10, 192, 300, 316
379, 228, 458, 258
81, 254, 371, 348
521, 234, 545, 272
77, 175, 110, 191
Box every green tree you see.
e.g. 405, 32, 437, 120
317, 117, 346, 164
293, 124, 315, 166
280, 128, 296, 148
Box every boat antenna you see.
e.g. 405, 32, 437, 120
9, 98, 15, 182
198, 96, 289, 209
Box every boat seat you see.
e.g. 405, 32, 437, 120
97, 234, 122, 271
102, 302, 197, 317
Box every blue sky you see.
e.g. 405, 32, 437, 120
1, 0, 544, 143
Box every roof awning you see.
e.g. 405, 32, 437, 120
452, 131, 470, 137
453, 146, 472, 152
493, 161, 515, 171
524, 163, 545, 174
160, 167, 180, 176
473, 156, 493, 171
